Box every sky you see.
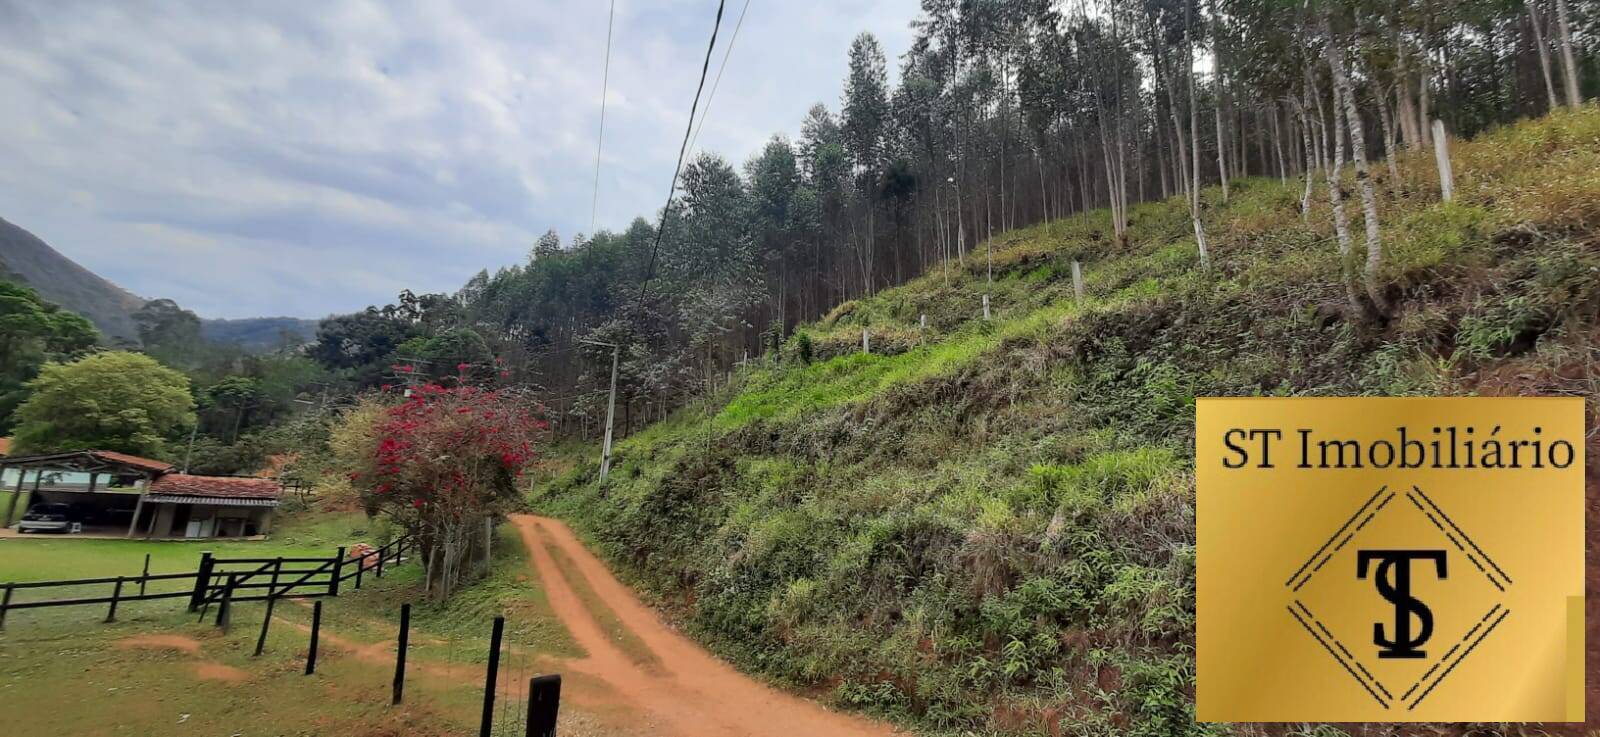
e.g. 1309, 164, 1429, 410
0, 0, 918, 319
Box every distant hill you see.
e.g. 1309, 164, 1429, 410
0, 216, 322, 352
200, 316, 320, 352
0, 216, 145, 342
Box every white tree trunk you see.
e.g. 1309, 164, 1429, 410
1324, 82, 1365, 316
1296, 96, 1316, 222
1373, 82, 1403, 191
1186, 24, 1210, 268
1527, 0, 1561, 110
1327, 19, 1389, 313
1392, 27, 1423, 148
1554, 0, 1582, 107
1433, 119, 1455, 202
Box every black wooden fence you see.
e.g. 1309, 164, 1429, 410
1, 537, 563, 734
0, 535, 413, 629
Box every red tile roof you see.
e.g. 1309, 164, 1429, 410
149, 474, 282, 500
92, 451, 176, 473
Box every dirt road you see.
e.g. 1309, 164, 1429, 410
512, 514, 902, 737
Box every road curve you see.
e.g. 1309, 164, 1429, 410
512, 514, 902, 737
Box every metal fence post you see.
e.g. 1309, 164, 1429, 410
305, 600, 322, 675
188, 551, 214, 612
105, 576, 124, 623
329, 547, 345, 597
392, 603, 411, 705
526, 674, 561, 737
480, 616, 505, 737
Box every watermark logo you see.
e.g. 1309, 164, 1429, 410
1357, 549, 1446, 660
1197, 398, 1582, 722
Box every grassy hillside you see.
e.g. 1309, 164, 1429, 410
534, 109, 1600, 735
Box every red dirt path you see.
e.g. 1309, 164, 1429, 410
511, 514, 903, 737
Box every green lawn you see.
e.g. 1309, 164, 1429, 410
0, 511, 378, 583
0, 512, 589, 736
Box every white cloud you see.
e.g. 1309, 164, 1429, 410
0, 0, 918, 318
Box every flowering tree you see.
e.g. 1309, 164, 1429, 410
346, 377, 544, 599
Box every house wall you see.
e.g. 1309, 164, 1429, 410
159, 505, 272, 538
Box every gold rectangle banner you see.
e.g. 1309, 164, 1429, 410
1197, 397, 1584, 723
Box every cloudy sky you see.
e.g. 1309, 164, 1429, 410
0, 0, 917, 319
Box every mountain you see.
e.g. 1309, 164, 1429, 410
200, 316, 320, 352
0, 216, 145, 342
0, 217, 322, 351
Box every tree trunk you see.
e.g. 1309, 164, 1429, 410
1296, 95, 1316, 221
1373, 81, 1403, 193
1186, 21, 1210, 268
1553, 0, 1582, 106
1271, 101, 1288, 184
1215, 95, 1230, 202
1327, 17, 1389, 314
1212, 2, 1230, 203
1324, 81, 1366, 316
1527, 0, 1561, 111
1392, 24, 1423, 148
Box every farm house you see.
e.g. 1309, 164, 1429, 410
0, 449, 281, 539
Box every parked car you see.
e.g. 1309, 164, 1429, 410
17, 503, 73, 533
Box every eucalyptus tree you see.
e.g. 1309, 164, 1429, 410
843, 33, 890, 296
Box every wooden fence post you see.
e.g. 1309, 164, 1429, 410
392, 603, 411, 705
216, 574, 237, 630
105, 576, 124, 623
254, 594, 277, 656
480, 616, 505, 737
329, 547, 345, 597
305, 600, 322, 675
376, 542, 386, 579
188, 551, 214, 612
1, 583, 13, 631
1072, 260, 1085, 301
139, 554, 150, 597
526, 674, 561, 737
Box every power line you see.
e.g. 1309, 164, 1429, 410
639, 0, 727, 301
589, 0, 618, 233
684, 0, 752, 161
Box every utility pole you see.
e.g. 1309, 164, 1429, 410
579, 339, 620, 482
182, 421, 199, 474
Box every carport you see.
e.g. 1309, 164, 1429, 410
0, 449, 173, 533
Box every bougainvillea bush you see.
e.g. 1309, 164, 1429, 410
344, 377, 544, 599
